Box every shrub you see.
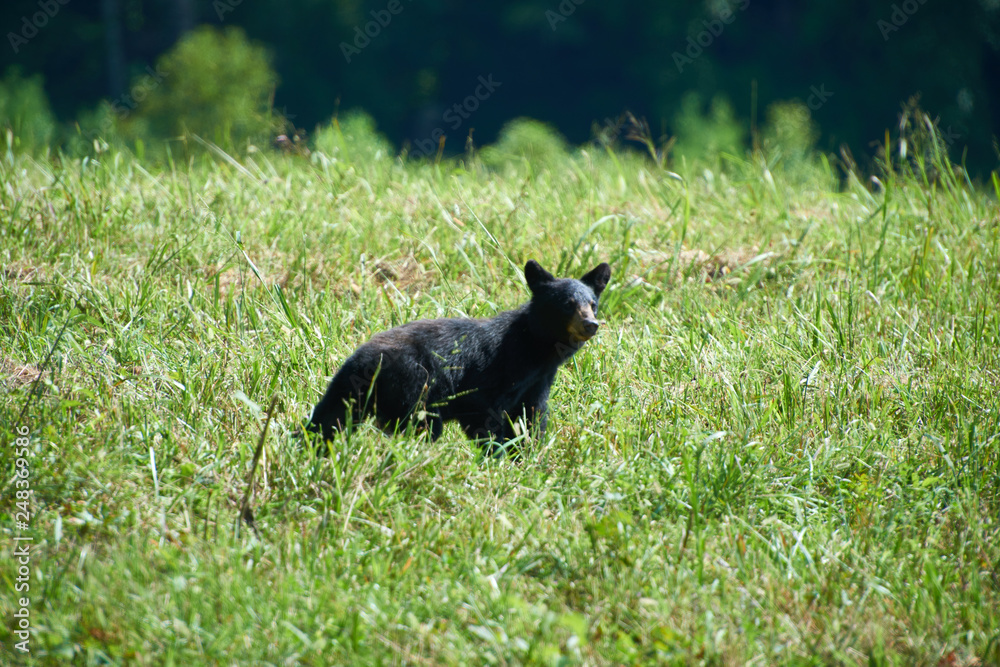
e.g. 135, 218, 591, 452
671, 92, 745, 165
313, 110, 394, 163
128, 26, 280, 149
64, 101, 128, 156
480, 118, 569, 170
0, 66, 56, 153
761, 100, 819, 166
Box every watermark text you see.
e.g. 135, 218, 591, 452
12, 424, 33, 654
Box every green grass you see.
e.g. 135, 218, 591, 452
1, 140, 998, 666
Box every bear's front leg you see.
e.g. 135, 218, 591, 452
458, 408, 514, 456
517, 380, 552, 442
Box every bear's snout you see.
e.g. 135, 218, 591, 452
568, 308, 600, 342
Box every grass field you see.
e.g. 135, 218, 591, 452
1, 131, 999, 665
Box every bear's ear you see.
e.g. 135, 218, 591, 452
580, 263, 611, 296
525, 260, 555, 291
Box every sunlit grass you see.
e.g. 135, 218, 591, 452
1, 139, 998, 665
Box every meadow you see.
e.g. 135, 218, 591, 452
1, 128, 998, 665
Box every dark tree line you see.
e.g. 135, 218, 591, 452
2, 0, 998, 173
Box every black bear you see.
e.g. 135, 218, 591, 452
305, 259, 611, 454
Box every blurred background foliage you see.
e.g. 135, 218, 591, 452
0, 66, 56, 153
124, 25, 279, 146
0, 0, 997, 174
479, 118, 569, 170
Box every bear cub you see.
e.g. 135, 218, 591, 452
306, 259, 611, 454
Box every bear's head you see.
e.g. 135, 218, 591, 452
525, 259, 611, 351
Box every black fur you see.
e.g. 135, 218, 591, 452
306, 260, 611, 454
